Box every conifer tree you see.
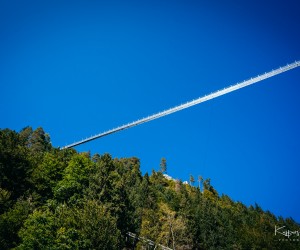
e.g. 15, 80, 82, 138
160, 157, 167, 174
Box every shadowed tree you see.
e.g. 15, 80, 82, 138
0, 129, 32, 201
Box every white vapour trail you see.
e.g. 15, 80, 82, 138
62, 61, 300, 149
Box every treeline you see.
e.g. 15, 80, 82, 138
0, 127, 299, 249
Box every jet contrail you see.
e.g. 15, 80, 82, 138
62, 61, 300, 149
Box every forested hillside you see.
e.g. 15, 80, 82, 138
0, 127, 299, 249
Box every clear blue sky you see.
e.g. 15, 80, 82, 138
1, 0, 300, 222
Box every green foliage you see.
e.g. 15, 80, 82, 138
17, 209, 57, 249
0, 197, 34, 249
17, 201, 121, 250
0, 188, 11, 213
0, 127, 299, 249
54, 154, 93, 204
31, 152, 65, 202
74, 200, 122, 249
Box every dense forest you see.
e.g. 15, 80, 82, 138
0, 127, 299, 249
